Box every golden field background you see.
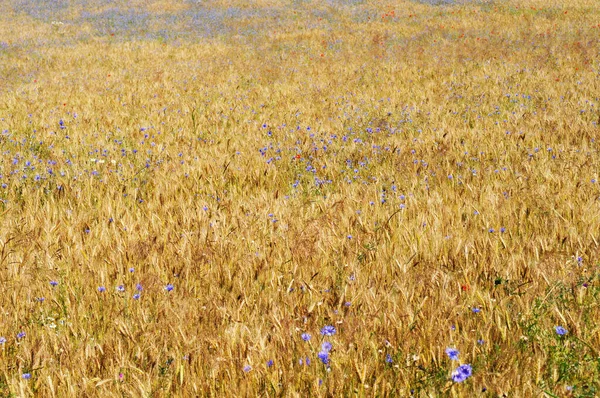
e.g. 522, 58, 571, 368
1, 0, 600, 395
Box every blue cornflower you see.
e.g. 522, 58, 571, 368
555, 326, 568, 336
317, 350, 329, 364
301, 333, 311, 342
133, 293, 140, 300
17, 332, 25, 339
97, 286, 106, 293
451, 364, 472, 383
445, 347, 460, 361
266, 360, 273, 368
0, 337, 5, 344
165, 284, 174, 292
243, 365, 251, 373
136, 283, 143, 291
22, 373, 31, 380
305, 357, 311, 366
320, 325, 336, 336
477, 339, 485, 345
50, 281, 58, 287
321, 341, 332, 352
129, 267, 134, 273
116, 285, 125, 292
385, 353, 393, 363
472, 307, 481, 314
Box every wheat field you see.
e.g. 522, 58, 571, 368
1, 0, 600, 396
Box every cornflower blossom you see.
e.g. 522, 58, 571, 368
555, 326, 568, 336
445, 347, 459, 361
320, 325, 336, 336
451, 364, 472, 383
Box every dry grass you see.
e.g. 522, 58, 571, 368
1, 0, 600, 396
